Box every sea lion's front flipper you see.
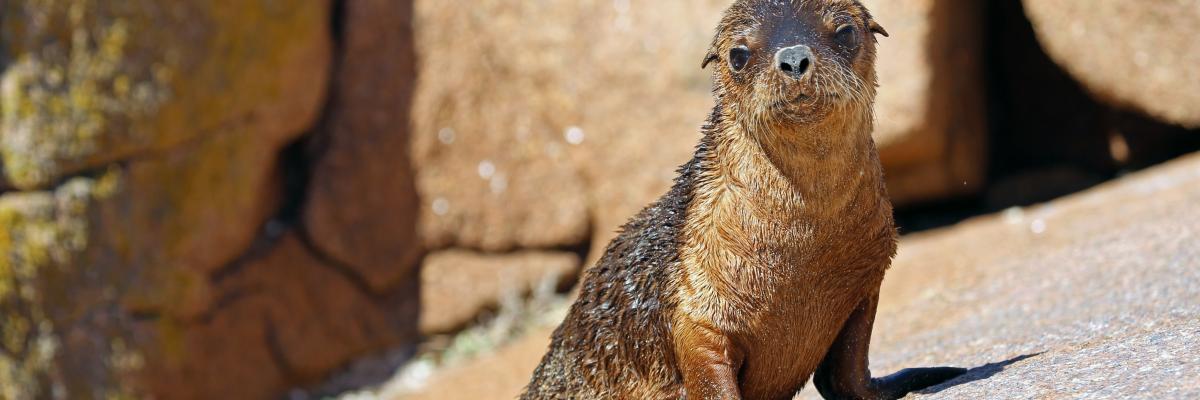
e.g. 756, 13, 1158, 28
812, 293, 966, 400
675, 317, 744, 399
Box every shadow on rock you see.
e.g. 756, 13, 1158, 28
918, 353, 1042, 395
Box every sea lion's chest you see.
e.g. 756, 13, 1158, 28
675, 176, 894, 330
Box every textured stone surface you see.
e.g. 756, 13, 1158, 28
410, 0, 724, 254
0, 0, 427, 398
0, 167, 417, 400
303, 0, 421, 293
0, 117, 291, 398
1022, 0, 1200, 128
390, 152, 1200, 400
420, 250, 578, 335
0, 0, 330, 189
139, 233, 419, 400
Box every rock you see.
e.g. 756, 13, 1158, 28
0, 0, 391, 398
0, 0, 330, 189
802, 151, 1200, 398
1021, 0, 1200, 128
303, 0, 422, 293
138, 233, 420, 400
410, 0, 722, 253
985, 0, 1200, 185
420, 250, 578, 335
0, 118, 297, 398
392, 151, 1200, 399
0, 177, 120, 400
863, 0, 988, 205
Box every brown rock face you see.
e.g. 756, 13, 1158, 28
0, 74, 318, 400
410, 0, 723, 254
0, 0, 423, 398
1021, 0, 1200, 128
0, 0, 330, 189
303, 0, 422, 293
140, 234, 419, 400
419, 250, 578, 335
864, 0, 988, 205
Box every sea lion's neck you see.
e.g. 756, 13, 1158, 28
703, 108, 884, 212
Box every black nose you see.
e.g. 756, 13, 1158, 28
775, 45, 812, 79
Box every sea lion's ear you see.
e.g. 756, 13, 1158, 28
702, 51, 719, 69
869, 20, 889, 37
702, 29, 722, 69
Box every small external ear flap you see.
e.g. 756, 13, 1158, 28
869, 20, 889, 37
702, 51, 719, 69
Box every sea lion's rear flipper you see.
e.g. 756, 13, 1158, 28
812, 293, 966, 400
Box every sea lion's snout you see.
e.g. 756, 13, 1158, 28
775, 44, 813, 80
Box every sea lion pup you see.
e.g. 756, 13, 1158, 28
523, 0, 965, 399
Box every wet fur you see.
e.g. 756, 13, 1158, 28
525, 1, 898, 399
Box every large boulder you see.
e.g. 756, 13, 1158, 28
1021, 0, 1200, 128
410, 0, 728, 255
0, 0, 330, 189
0, 119, 328, 398
0, 0, 423, 398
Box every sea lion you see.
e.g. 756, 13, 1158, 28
523, 0, 965, 398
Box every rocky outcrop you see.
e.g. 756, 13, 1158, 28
0, 0, 329, 189
0, 120, 298, 399
0, 0, 422, 398
1021, 0, 1200, 128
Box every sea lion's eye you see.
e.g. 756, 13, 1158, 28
835, 24, 859, 49
729, 45, 752, 72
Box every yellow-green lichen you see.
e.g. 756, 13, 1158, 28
0, 0, 170, 189
1, 0, 328, 190
0, 171, 120, 399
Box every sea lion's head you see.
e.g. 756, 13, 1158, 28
704, 0, 887, 135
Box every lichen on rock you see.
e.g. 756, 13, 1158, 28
0, 171, 122, 400
0, 0, 329, 189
